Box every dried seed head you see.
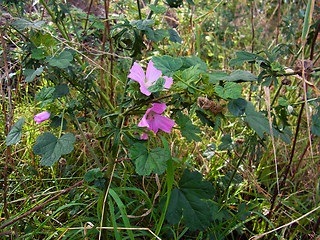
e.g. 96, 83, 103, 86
281, 78, 292, 85
197, 97, 224, 114
294, 60, 313, 76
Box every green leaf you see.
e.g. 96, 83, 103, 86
180, 56, 207, 72
244, 103, 279, 138
5, 118, 25, 146
24, 67, 44, 83
227, 70, 258, 82
311, 113, 320, 136
215, 82, 243, 99
54, 84, 69, 99
302, 0, 315, 43
228, 98, 247, 116
50, 116, 67, 130
31, 48, 46, 60
46, 51, 73, 69
175, 65, 201, 92
147, 77, 165, 93
196, 110, 215, 128
13, 18, 45, 30
166, 169, 214, 231
168, 29, 182, 43
218, 134, 233, 150
84, 168, 103, 182
175, 112, 201, 142
229, 51, 268, 67
185, 0, 195, 5
145, 28, 168, 42
152, 55, 183, 77
33, 132, 76, 167
129, 143, 171, 176
35, 87, 55, 108
130, 19, 155, 30
208, 71, 229, 84
148, 4, 167, 13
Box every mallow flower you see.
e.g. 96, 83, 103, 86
138, 103, 175, 139
128, 60, 173, 96
34, 111, 50, 124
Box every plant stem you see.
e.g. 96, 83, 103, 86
266, 102, 304, 225
74, 116, 103, 169
147, 0, 160, 19
220, 144, 249, 203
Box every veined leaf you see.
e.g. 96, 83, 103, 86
24, 67, 44, 82
168, 29, 182, 43
46, 51, 73, 69
175, 112, 201, 142
130, 19, 155, 30
129, 143, 171, 176
215, 82, 242, 99
5, 118, 25, 146
166, 169, 214, 231
244, 103, 279, 138
152, 55, 183, 77
33, 132, 76, 167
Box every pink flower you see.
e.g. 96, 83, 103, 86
138, 103, 175, 139
34, 111, 50, 124
128, 60, 173, 96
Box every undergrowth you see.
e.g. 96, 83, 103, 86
1, 0, 320, 239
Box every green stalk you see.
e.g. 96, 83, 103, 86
147, 0, 160, 19
40, 0, 115, 111
39, 0, 70, 41
220, 144, 249, 203
74, 116, 103, 169
175, 75, 205, 94
154, 137, 174, 236
270, 83, 282, 107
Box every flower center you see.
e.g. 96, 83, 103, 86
146, 111, 155, 120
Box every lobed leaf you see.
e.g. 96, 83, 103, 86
5, 118, 25, 146
33, 132, 76, 167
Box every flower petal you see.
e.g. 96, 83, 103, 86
149, 103, 167, 114
34, 111, 50, 124
163, 76, 173, 90
138, 114, 150, 128
128, 62, 152, 96
146, 60, 162, 85
141, 132, 149, 140
152, 115, 175, 133
128, 62, 145, 84
139, 85, 152, 96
